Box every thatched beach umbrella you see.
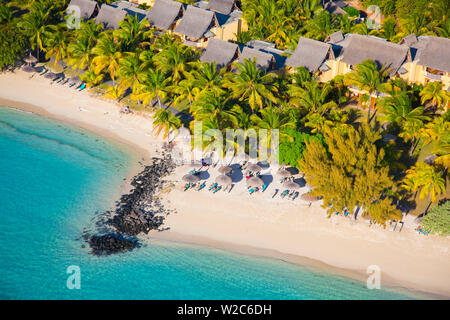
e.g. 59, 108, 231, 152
277, 167, 291, 178
182, 174, 200, 183
247, 176, 264, 188
24, 54, 38, 64
44, 72, 58, 80
216, 175, 232, 186
282, 181, 300, 190
22, 65, 36, 73
247, 163, 262, 172
300, 193, 321, 202
218, 165, 233, 175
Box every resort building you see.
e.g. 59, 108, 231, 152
174, 4, 246, 48
285, 37, 335, 81
323, 0, 348, 15
398, 35, 450, 90
200, 38, 240, 69
95, 3, 127, 29
147, 0, 184, 31
236, 46, 277, 71
67, 0, 99, 20
205, 0, 239, 15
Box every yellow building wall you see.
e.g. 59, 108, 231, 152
210, 18, 246, 42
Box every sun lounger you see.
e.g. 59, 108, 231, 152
249, 188, 255, 194
280, 190, 288, 198
262, 184, 267, 192
397, 221, 404, 232
292, 191, 299, 200
213, 186, 222, 193
343, 210, 350, 217
77, 84, 86, 91
59, 79, 69, 85
389, 221, 397, 231
209, 183, 217, 191
197, 182, 206, 191
39, 69, 48, 76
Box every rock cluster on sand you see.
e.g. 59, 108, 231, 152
85, 151, 176, 255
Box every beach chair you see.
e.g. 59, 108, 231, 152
197, 182, 206, 191
280, 190, 288, 198
389, 221, 397, 231
78, 84, 86, 91
249, 188, 255, 194
59, 78, 69, 85
209, 183, 217, 191
184, 183, 190, 191
261, 184, 267, 192
213, 186, 222, 193
397, 221, 404, 232
334, 212, 340, 215
343, 210, 350, 217
292, 192, 299, 200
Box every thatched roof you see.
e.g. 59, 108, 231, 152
147, 0, 184, 30
174, 6, 218, 40
123, 7, 148, 22
238, 46, 275, 70
326, 30, 344, 44
324, 1, 347, 15
200, 39, 239, 68
286, 37, 334, 72
67, 0, 99, 20
95, 4, 127, 29
340, 34, 410, 76
399, 34, 418, 47
208, 0, 237, 15
413, 36, 450, 73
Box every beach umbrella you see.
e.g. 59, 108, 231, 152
182, 174, 200, 183
247, 163, 262, 172
218, 165, 233, 175
69, 75, 80, 83
277, 168, 291, 178
282, 181, 300, 190
22, 65, 36, 73
247, 176, 264, 188
300, 193, 321, 202
215, 175, 232, 186
44, 72, 58, 80
24, 54, 38, 64
189, 162, 202, 170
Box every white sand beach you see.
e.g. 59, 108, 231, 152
1, 70, 449, 298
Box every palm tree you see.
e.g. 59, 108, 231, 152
190, 90, 239, 131
223, 59, 278, 112
345, 59, 389, 123
104, 83, 127, 102
379, 93, 429, 153
118, 52, 146, 92
67, 36, 93, 72
44, 23, 71, 66
17, 5, 52, 61
304, 10, 336, 41
289, 80, 337, 115
420, 81, 450, 110
114, 15, 152, 51
153, 44, 196, 83
152, 109, 181, 141
80, 70, 104, 87
402, 162, 446, 213
189, 61, 224, 97
131, 69, 169, 108
91, 33, 123, 84
170, 78, 198, 107
420, 116, 450, 168
250, 106, 296, 146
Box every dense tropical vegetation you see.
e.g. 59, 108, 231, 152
0, 0, 448, 229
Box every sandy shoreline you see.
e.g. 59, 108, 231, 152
1, 70, 449, 299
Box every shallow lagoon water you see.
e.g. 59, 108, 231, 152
0, 106, 420, 299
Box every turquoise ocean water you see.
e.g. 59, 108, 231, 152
0, 106, 422, 300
